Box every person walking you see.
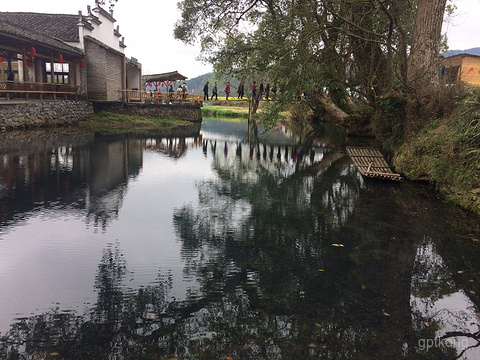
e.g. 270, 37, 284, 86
203, 82, 209, 101
265, 83, 270, 100
237, 81, 245, 99
252, 81, 257, 99
259, 81, 264, 100
225, 82, 231, 100
211, 81, 218, 100
271, 84, 277, 99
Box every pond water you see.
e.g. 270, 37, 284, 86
0, 118, 479, 359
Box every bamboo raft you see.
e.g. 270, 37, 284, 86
346, 146, 403, 181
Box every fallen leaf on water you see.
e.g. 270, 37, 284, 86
318, 269, 325, 272
424, 322, 429, 327
332, 243, 344, 247
383, 311, 391, 317
458, 271, 464, 274
226, 357, 234, 360
361, 285, 366, 290
308, 343, 317, 348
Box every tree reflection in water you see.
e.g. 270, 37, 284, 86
1, 125, 480, 359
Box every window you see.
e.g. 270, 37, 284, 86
1, 61, 19, 81
46, 62, 70, 84
445, 65, 460, 85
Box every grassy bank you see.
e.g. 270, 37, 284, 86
201, 104, 249, 118
394, 88, 480, 215
79, 112, 196, 135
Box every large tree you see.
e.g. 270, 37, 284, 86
175, 0, 447, 138
405, 0, 448, 137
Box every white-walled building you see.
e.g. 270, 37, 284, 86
0, 0, 142, 101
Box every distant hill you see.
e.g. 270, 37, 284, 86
443, 47, 480, 57
185, 73, 241, 96
184, 72, 214, 94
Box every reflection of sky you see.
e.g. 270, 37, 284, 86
201, 119, 293, 145
0, 211, 102, 334
411, 240, 480, 358
0, 131, 336, 335
0, 148, 211, 335
0, 130, 338, 335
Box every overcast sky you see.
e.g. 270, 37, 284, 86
2, 0, 480, 79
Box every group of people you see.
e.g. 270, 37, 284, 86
251, 81, 276, 100
203, 80, 276, 101
203, 81, 230, 101
168, 82, 189, 100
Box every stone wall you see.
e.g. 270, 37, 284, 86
85, 38, 125, 102
92, 101, 202, 122
85, 39, 108, 101
0, 127, 94, 154
0, 100, 94, 130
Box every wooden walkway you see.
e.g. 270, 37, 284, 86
0, 81, 79, 100
346, 146, 403, 181
120, 89, 203, 105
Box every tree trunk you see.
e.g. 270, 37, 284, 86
405, 0, 447, 137
311, 92, 350, 126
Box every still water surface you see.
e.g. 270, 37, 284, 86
0, 119, 479, 359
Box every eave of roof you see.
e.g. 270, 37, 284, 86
84, 35, 125, 56
0, 17, 84, 56
443, 53, 480, 60
0, 12, 80, 42
143, 71, 188, 83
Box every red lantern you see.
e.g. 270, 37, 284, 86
0, 56, 3, 63
58, 54, 64, 63
80, 60, 85, 69
30, 47, 36, 59
166, 80, 169, 86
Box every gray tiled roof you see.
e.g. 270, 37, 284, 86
0, 14, 84, 56
143, 72, 188, 83
0, 12, 80, 42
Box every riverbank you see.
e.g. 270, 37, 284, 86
201, 100, 249, 118
78, 111, 200, 136
393, 88, 480, 215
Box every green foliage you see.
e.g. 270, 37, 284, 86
201, 106, 248, 119
374, 96, 405, 150
257, 100, 288, 131
98, 0, 118, 10
395, 87, 480, 214
174, 0, 419, 119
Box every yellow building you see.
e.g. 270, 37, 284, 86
443, 53, 480, 86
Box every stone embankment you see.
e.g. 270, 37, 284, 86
0, 100, 94, 130
92, 102, 202, 123
0, 127, 94, 154
0, 100, 202, 131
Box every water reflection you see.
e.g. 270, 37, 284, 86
0, 121, 479, 359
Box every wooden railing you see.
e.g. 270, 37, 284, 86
0, 81, 79, 100
120, 89, 204, 106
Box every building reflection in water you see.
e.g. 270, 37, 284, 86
1, 124, 480, 359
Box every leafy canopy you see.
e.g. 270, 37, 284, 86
174, 0, 417, 108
